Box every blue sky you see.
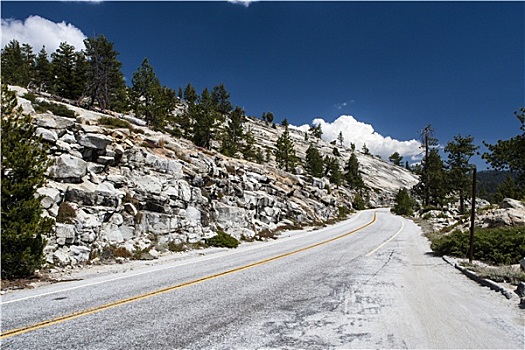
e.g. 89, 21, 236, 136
2, 1, 524, 168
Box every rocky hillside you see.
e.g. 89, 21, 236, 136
10, 86, 418, 267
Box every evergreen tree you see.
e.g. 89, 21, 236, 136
1, 40, 34, 87
483, 108, 525, 189
333, 147, 341, 156
361, 143, 370, 155
51, 42, 82, 99
21, 43, 36, 87
495, 174, 520, 201
83, 34, 127, 111
266, 111, 274, 124
193, 88, 218, 148
211, 83, 232, 115
242, 126, 257, 161
444, 134, 479, 213
324, 156, 342, 186
344, 153, 364, 188
389, 152, 403, 166
281, 118, 289, 127
221, 106, 245, 157
130, 58, 164, 129
34, 46, 53, 91
305, 144, 324, 178
337, 131, 344, 146
275, 125, 297, 172
419, 124, 439, 206
415, 149, 447, 207
183, 83, 198, 104
255, 148, 264, 164
392, 188, 415, 216
309, 123, 323, 139
1, 85, 54, 279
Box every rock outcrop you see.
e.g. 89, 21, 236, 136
11, 86, 419, 267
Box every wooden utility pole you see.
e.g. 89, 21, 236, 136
468, 166, 477, 264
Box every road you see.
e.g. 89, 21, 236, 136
1, 209, 523, 349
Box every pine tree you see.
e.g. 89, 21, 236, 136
444, 134, 479, 213
275, 125, 297, 172
361, 143, 370, 155
242, 126, 257, 161
483, 108, 525, 190
305, 144, 324, 178
324, 156, 342, 186
266, 112, 274, 124
415, 149, 447, 207
83, 34, 127, 111
1, 40, 34, 87
130, 58, 164, 129
337, 131, 344, 146
211, 83, 232, 116
1, 85, 54, 279
183, 83, 198, 104
51, 42, 83, 99
221, 106, 245, 157
392, 188, 415, 216
495, 174, 520, 201
389, 152, 403, 166
193, 88, 218, 148
344, 153, 364, 188
281, 118, 289, 127
309, 123, 323, 139
35, 46, 53, 92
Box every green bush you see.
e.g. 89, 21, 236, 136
392, 188, 415, 216
56, 202, 77, 224
352, 193, 366, 210
33, 100, 76, 118
98, 116, 131, 129
207, 230, 239, 248
430, 227, 525, 265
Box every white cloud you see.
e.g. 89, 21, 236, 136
293, 115, 422, 162
227, 0, 258, 7
1, 15, 86, 54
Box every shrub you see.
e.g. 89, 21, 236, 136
352, 193, 366, 210
392, 188, 415, 216
338, 205, 351, 219
33, 100, 76, 118
56, 202, 77, 224
207, 230, 239, 248
430, 227, 525, 265
98, 116, 131, 129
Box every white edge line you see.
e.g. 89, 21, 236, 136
2, 212, 366, 305
365, 218, 405, 257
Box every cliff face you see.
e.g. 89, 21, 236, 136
11, 86, 418, 267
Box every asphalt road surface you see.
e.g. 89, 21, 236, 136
1, 209, 523, 349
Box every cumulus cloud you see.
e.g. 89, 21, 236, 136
293, 115, 422, 162
1, 15, 86, 54
227, 0, 258, 7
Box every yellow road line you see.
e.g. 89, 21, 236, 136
365, 217, 404, 257
1, 211, 377, 339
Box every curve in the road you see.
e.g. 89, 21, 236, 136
1, 211, 377, 340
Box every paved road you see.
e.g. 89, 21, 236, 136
1, 209, 523, 349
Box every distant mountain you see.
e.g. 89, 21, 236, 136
476, 170, 514, 202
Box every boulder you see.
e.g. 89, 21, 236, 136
55, 223, 76, 245
500, 198, 525, 210
78, 133, 113, 150
134, 175, 163, 195
37, 187, 62, 209
36, 127, 58, 143
51, 154, 87, 181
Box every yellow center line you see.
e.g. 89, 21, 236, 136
1, 211, 377, 339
